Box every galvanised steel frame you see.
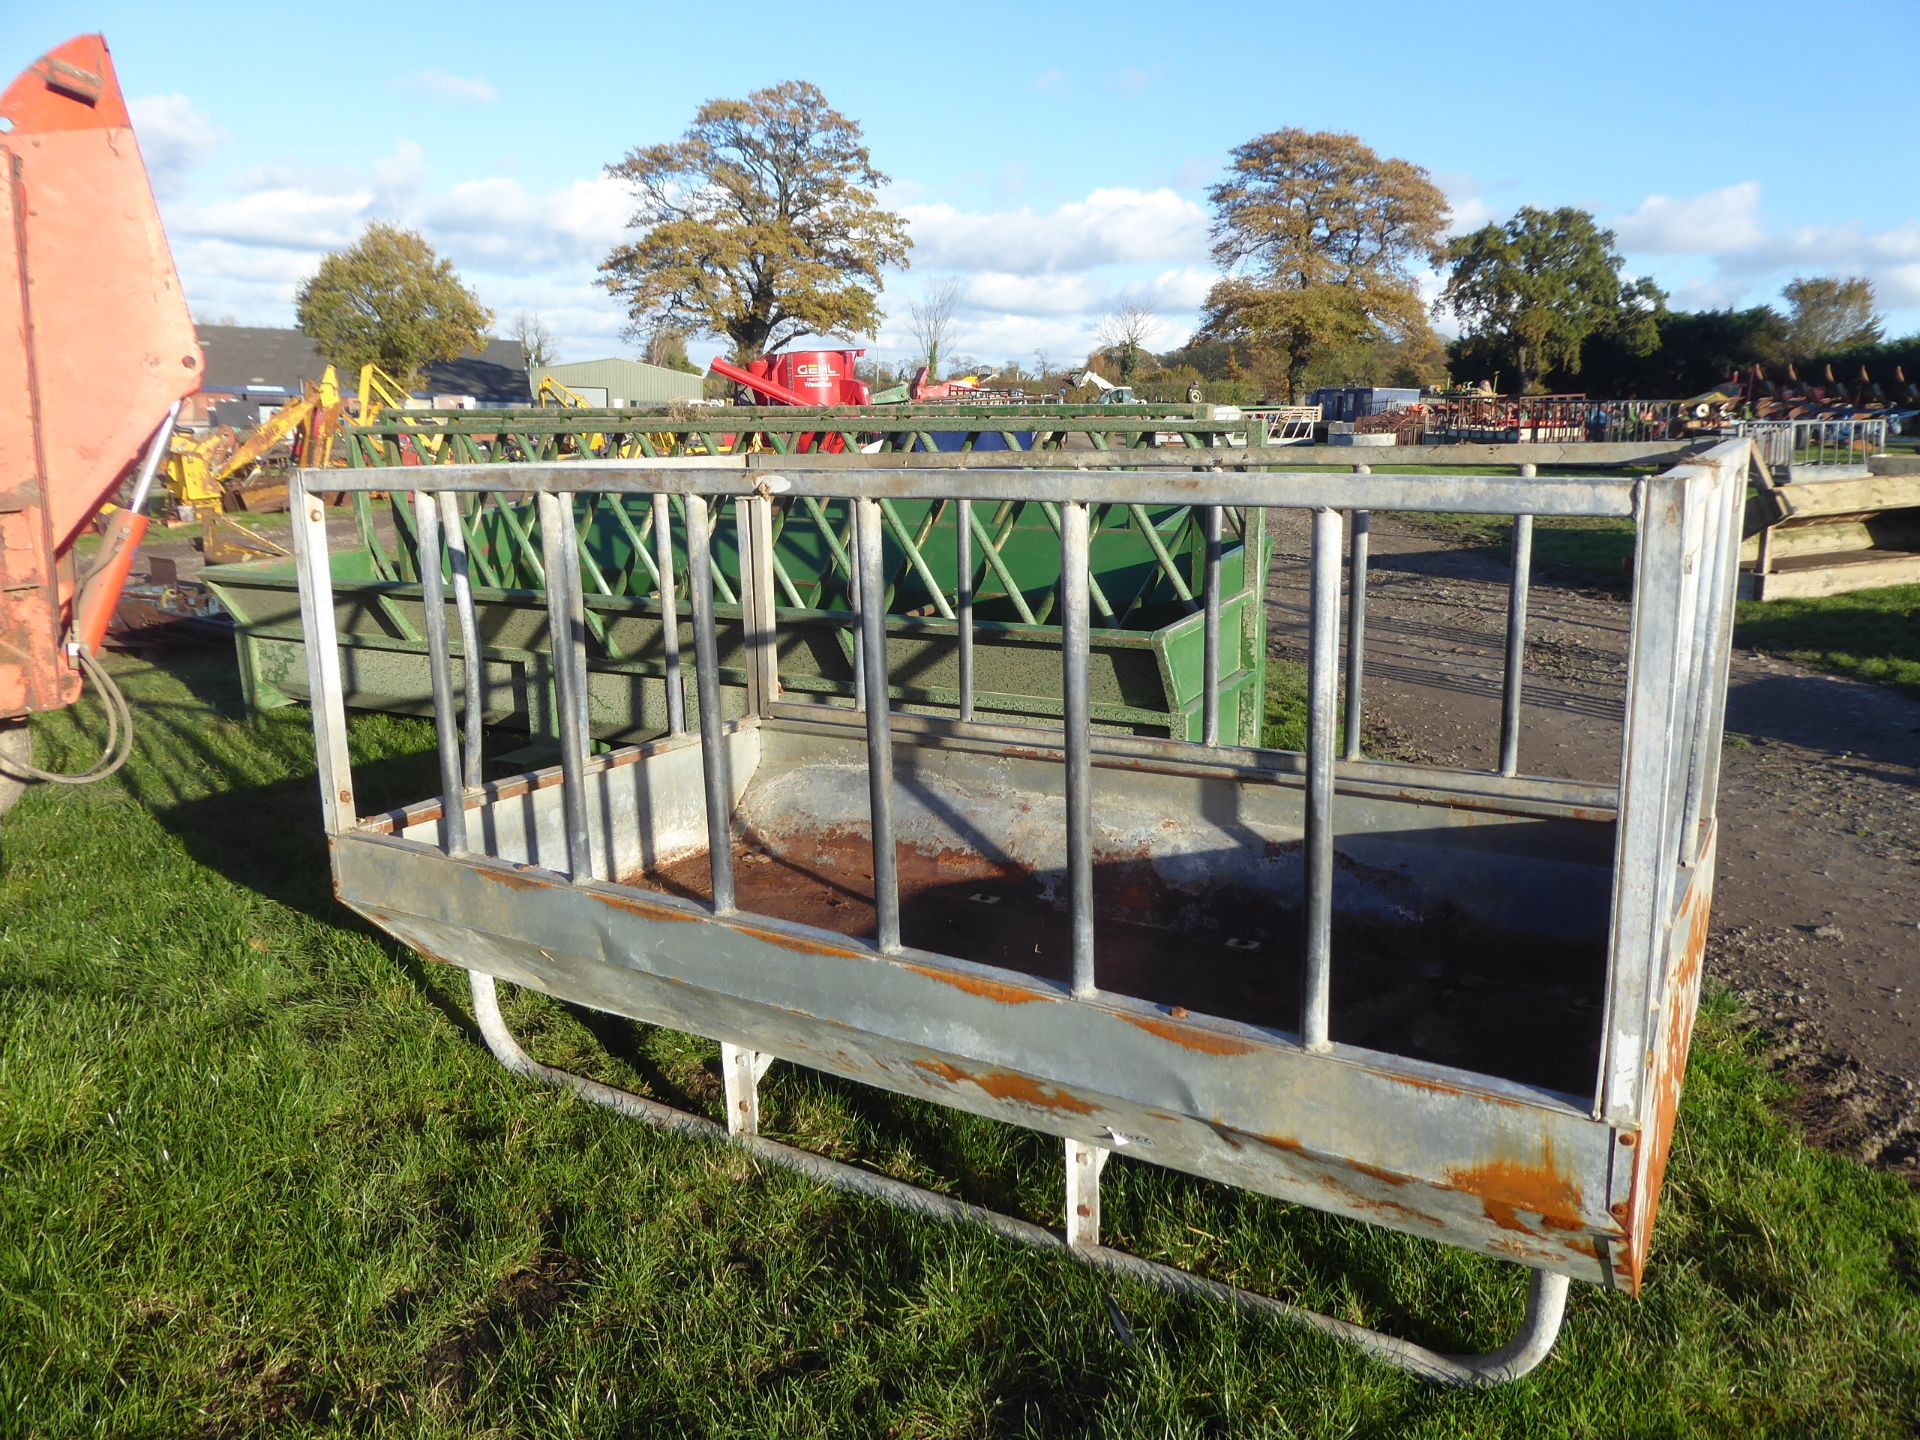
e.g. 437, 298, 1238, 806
288, 439, 1748, 1386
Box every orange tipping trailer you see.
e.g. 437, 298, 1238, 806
0, 34, 201, 812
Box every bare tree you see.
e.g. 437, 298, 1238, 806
643, 326, 697, 373
906, 277, 964, 378
1097, 304, 1159, 385
512, 311, 557, 370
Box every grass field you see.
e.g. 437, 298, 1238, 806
1733, 585, 1920, 694
2, 653, 1918, 1436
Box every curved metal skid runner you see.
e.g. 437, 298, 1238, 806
288, 439, 1748, 1386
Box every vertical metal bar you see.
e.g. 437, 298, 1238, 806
1201, 503, 1223, 746
1302, 507, 1342, 1050
1499, 465, 1536, 778
1681, 461, 1743, 857
412, 492, 467, 855
686, 493, 735, 913
956, 498, 975, 722
651, 493, 686, 735
1344, 466, 1372, 762
289, 477, 355, 834
536, 492, 594, 880
438, 493, 484, 791
847, 501, 867, 712
1597, 476, 1687, 1123
740, 494, 780, 717
1062, 501, 1096, 998
720, 1042, 772, 1137
856, 498, 901, 951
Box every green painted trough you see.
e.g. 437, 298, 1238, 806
203, 412, 1272, 749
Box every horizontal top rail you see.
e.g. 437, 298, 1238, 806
356, 401, 1228, 425
308, 458, 1647, 516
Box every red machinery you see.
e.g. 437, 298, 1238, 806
711, 348, 872, 408
0, 35, 202, 814
707, 349, 871, 453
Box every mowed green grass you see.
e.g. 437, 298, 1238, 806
1734, 585, 1920, 694
1, 653, 1917, 1436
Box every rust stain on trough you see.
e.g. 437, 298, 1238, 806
735, 922, 863, 959
1622, 842, 1715, 1293
1382, 1069, 1527, 1110
911, 1059, 1096, 1115
593, 889, 699, 925
476, 864, 549, 893
905, 963, 1051, 1006
1447, 1138, 1586, 1236
1119, 1012, 1258, 1056
1350, 1159, 1412, 1188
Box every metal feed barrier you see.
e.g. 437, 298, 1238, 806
1722, 416, 1885, 478
289, 439, 1748, 1386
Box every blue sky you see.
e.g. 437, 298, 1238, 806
9, 1, 1919, 374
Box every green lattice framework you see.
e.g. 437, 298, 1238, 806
204, 407, 1273, 745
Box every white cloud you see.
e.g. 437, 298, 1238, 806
157, 140, 633, 358
1599, 183, 1920, 321
401, 70, 498, 104
1034, 68, 1066, 95
903, 187, 1208, 274
963, 272, 1098, 317
421, 174, 629, 267
1125, 265, 1214, 313
1431, 170, 1496, 237
172, 187, 375, 250
128, 95, 228, 196
1612, 181, 1765, 255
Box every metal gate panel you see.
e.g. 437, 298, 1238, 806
285, 440, 1749, 1384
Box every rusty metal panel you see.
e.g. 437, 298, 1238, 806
335, 831, 1626, 1286
0, 149, 73, 718
1612, 827, 1716, 1293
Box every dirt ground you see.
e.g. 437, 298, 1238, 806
1265, 511, 1920, 1185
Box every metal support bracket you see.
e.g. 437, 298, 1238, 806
465, 970, 1571, 1387
720, 1040, 774, 1137
1065, 1138, 1111, 1250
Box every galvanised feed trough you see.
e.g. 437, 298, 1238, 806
206, 407, 1281, 746
288, 438, 1748, 1385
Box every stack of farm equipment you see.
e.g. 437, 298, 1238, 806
1739, 439, 1920, 599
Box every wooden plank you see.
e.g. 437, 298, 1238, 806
1738, 521, 1876, 562
1742, 551, 1920, 601
1771, 475, 1920, 520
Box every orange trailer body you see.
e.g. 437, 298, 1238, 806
0, 34, 201, 718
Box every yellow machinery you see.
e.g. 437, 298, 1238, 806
535, 372, 703, 457
358, 362, 447, 461
356, 362, 413, 424
535, 372, 610, 455
166, 366, 343, 518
